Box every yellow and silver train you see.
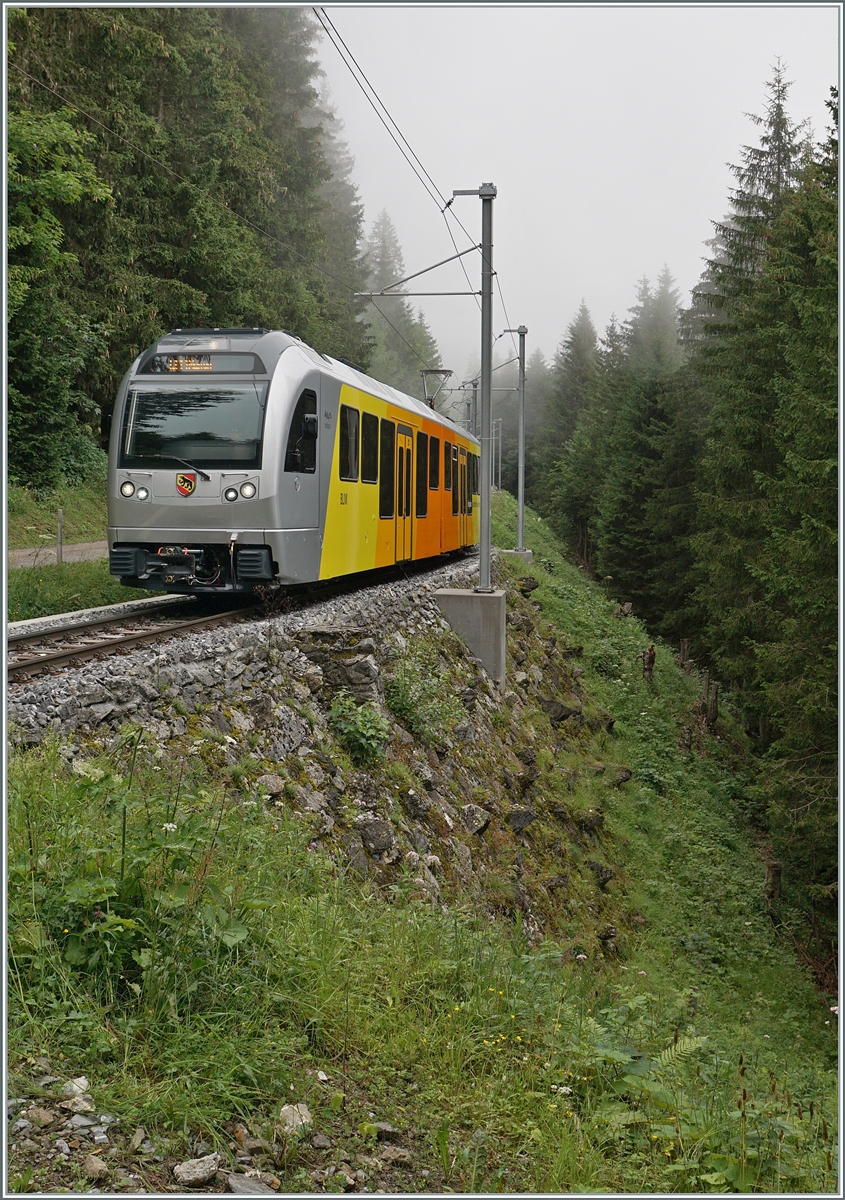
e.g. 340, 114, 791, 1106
108, 327, 480, 593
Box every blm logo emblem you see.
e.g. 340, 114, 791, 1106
176, 473, 196, 496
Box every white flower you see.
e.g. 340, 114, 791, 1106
575, 953, 587, 961
161, 822, 177, 833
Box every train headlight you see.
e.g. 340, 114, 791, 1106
120, 480, 136, 498
136, 487, 150, 501
224, 487, 239, 502
239, 482, 257, 499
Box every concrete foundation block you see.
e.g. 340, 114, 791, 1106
434, 589, 506, 683
501, 548, 534, 564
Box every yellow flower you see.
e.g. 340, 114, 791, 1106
516, 1036, 522, 1042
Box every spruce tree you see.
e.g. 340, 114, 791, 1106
691, 64, 809, 700
534, 303, 598, 508
744, 89, 838, 932
361, 211, 442, 400
7, 6, 371, 483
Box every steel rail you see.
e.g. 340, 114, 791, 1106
8, 608, 256, 682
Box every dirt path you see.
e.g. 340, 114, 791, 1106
8, 540, 109, 569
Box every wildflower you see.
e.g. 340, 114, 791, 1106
830, 1006, 839, 1016
161, 822, 177, 833
764, 1034, 770, 1038
638, 970, 647, 976
575, 953, 587, 961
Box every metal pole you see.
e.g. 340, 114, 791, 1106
478, 184, 495, 590
57, 508, 63, 565
497, 418, 502, 490
516, 325, 527, 550
471, 379, 478, 439
453, 182, 495, 590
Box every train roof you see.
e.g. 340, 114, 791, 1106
146, 328, 478, 445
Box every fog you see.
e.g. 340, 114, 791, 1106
317, 4, 839, 379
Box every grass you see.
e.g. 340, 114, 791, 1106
7, 480, 108, 550
5, 492, 838, 1193
7, 560, 158, 622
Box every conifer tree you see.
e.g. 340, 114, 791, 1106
743, 89, 838, 929
534, 303, 598, 508
7, 6, 371, 484
361, 211, 442, 400
691, 64, 810, 698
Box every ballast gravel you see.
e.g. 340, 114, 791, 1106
8, 555, 480, 744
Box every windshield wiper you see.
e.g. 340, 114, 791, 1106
151, 454, 211, 482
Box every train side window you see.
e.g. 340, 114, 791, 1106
284, 389, 317, 472
429, 435, 440, 489
379, 419, 395, 518
416, 432, 428, 517
339, 404, 359, 481
452, 444, 459, 514
361, 412, 378, 483
444, 440, 452, 491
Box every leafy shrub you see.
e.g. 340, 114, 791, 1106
384, 642, 464, 747
328, 692, 390, 765
60, 429, 108, 486
589, 638, 623, 677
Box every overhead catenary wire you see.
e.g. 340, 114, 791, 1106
9, 61, 436, 370
316, 7, 528, 371
314, 6, 482, 309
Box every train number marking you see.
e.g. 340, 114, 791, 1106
340, 492, 348, 505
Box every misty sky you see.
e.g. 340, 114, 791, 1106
317, 3, 839, 388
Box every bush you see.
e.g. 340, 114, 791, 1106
327, 692, 390, 766
384, 642, 464, 747
60, 429, 108, 486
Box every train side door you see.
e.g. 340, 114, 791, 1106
396, 424, 413, 561
458, 447, 469, 545
282, 376, 321, 529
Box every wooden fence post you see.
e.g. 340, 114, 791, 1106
706, 682, 719, 728
57, 508, 64, 565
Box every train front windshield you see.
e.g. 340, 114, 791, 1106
120, 383, 268, 470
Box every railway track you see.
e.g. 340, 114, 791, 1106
6, 551, 479, 686
7, 598, 256, 683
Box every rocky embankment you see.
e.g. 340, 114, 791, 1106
9, 553, 641, 1194
6, 556, 628, 950
9, 554, 632, 946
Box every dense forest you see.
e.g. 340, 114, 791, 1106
7, 6, 372, 487
7, 12, 836, 980
515, 70, 838, 980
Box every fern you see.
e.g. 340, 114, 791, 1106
656, 1035, 708, 1068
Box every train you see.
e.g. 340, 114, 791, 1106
107, 327, 480, 593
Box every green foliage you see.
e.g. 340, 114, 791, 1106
6, 501, 838, 1192
7, 7, 371, 486
7, 480, 108, 549
327, 692, 390, 766
8, 560, 157, 622
534, 70, 838, 959
384, 640, 464, 747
